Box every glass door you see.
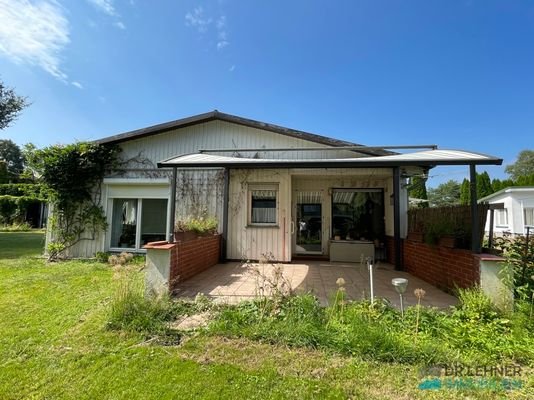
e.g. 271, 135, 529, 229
295, 191, 322, 254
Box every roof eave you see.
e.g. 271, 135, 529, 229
94, 110, 392, 157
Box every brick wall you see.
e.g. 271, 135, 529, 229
385, 236, 396, 265
403, 238, 479, 292
385, 235, 479, 292
169, 234, 221, 291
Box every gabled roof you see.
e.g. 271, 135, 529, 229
479, 186, 534, 202
95, 110, 390, 156
158, 149, 503, 169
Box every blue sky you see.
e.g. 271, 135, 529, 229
0, 0, 533, 186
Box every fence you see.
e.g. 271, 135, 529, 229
407, 204, 489, 250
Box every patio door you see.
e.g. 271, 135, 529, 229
294, 191, 323, 254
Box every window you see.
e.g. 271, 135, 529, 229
331, 189, 384, 241
495, 209, 508, 227
524, 208, 534, 227
249, 185, 278, 225
110, 198, 168, 250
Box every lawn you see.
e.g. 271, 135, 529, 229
0, 232, 532, 399
0, 231, 45, 258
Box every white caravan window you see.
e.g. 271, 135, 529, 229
495, 209, 508, 227
524, 208, 534, 228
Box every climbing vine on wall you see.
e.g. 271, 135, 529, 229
26, 142, 121, 260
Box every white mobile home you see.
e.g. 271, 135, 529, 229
480, 187, 534, 235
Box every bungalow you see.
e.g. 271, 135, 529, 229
53, 111, 502, 270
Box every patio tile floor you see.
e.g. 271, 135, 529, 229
175, 260, 458, 308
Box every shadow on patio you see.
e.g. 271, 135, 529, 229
174, 260, 458, 308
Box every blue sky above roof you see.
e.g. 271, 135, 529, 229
0, 0, 532, 186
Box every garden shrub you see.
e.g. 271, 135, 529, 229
0, 195, 41, 224
493, 234, 534, 300
175, 215, 218, 234
0, 222, 32, 232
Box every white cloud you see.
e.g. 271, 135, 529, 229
0, 0, 70, 81
216, 15, 229, 50
186, 8, 230, 51
114, 21, 126, 30
216, 15, 226, 30
217, 40, 229, 50
87, 0, 116, 16
71, 81, 83, 89
185, 7, 212, 33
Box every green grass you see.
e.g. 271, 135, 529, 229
0, 231, 533, 399
0, 231, 45, 258
208, 292, 534, 365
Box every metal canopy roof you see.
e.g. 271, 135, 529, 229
158, 149, 503, 169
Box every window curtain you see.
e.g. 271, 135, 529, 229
251, 190, 276, 223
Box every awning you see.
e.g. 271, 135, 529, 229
158, 149, 502, 169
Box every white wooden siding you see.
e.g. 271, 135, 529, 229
227, 169, 291, 262
117, 120, 360, 173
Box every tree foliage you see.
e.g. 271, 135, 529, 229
0, 139, 24, 181
477, 171, 493, 199
458, 172, 495, 205
408, 176, 428, 208
505, 150, 534, 181
459, 178, 470, 205
0, 80, 28, 130
427, 180, 461, 207
26, 142, 121, 260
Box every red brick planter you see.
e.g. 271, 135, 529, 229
144, 234, 221, 293
169, 234, 221, 290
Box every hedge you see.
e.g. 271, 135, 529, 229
0, 183, 47, 200
0, 195, 42, 224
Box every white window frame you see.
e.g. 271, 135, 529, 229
524, 207, 534, 229
495, 208, 508, 228
107, 196, 170, 252
248, 183, 279, 226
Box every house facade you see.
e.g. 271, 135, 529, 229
480, 187, 534, 235
51, 111, 502, 268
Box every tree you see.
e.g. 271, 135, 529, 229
476, 171, 493, 199
0, 139, 24, 180
427, 180, 461, 207
408, 175, 428, 208
0, 79, 28, 130
458, 172, 495, 205
505, 150, 534, 181
459, 178, 470, 205
0, 160, 8, 184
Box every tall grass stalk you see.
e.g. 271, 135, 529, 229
107, 266, 174, 335
413, 288, 426, 343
